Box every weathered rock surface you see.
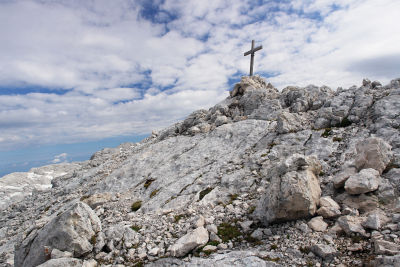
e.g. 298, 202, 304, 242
317, 196, 341, 218
14, 202, 101, 267
344, 168, 381, 195
168, 227, 209, 257
256, 154, 321, 224
1, 76, 400, 267
36, 258, 82, 267
354, 138, 392, 174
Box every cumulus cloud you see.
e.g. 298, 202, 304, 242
0, 0, 399, 151
51, 153, 68, 164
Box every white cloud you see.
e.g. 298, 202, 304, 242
0, 0, 399, 151
52, 153, 68, 164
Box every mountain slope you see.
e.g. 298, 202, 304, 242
1, 76, 400, 266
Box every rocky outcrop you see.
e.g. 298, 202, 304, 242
256, 154, 321, 224
14, 202, 101, 267
1, 76, 400, 267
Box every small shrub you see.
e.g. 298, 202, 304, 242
80, 195, 90, 201
333, 136, 343, 142
321, 128, 332, 138
150, 189, 159, 198
299, 246, 310, 254
217, 222, 242, 242
270, 244, 278, 250
207, 240, 220, 246
248, 206, 256, 214
261, 153, 268, 157
228, 193, 239, 204
198, 187, 213, 201
144, 179, 155, 189
336, 117, 352, 127
90, 235, 97, 245
319, 171, 325, 176
131, 201, 142, 212
174, 214, 185, 223
131, 224, 141, 232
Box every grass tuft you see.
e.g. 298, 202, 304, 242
131, 201, 142, 212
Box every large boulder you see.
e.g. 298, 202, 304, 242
354, 137, 392, 174
256, 154, 322, 224
15, 202, 101, 267
344, 168, 381, 195
168, 226, 209, 257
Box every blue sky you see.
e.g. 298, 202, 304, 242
0, 0, 400, 177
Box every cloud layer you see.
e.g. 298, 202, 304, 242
1, 0, 400, 150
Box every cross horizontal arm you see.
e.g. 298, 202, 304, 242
244, 45, 262, 56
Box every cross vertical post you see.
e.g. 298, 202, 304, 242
244, 40, 262, 76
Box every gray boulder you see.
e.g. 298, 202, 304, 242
354, 138, 392, 174
168, 226, 209, 257
317, 196, 341, 218
15, 202, 101, 267
344, 168, 380, 194
256, 154, 321, 224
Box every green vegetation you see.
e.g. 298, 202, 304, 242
144, 179, 155, 189
336, 117, 352, 128
198, 187, 213, 201
333, 137, 343, 142
207, 240, 220, 246
263, 256, 280, 262
217, 222, 242, 242
248, 206, 256, 214
321, 128, 332, 138
150, 189, 159, 198
131, 224, 141, 232
90, 235, 96, 245
299, 246, 310, 254
131, 201, 142, 212
261, 153, 268, 157
270, 244, 278, 250
174, 214, 185, 223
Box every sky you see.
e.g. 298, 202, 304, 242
0, 0, 400, 177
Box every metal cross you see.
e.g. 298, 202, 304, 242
244, 40, 262, 76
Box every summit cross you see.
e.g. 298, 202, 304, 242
244, 40, 262, 76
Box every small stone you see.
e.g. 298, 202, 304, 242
392, 214, 400, 223
296, 223, 310, 233
195, 215, 205, 228
337, 216, 367, 237
333, 167, 357, 189
206, 224, 218, 234
168, 227, 209, 257
209, 232, 222, 243
82, 259, 98, 267
374, 239, 400, 255
239, 220, 253, 233
363, 213, 381, 230
348, 243, 363, 252
311, 244, 337, 260
203, 245, 217, 252
308, 216, 328, 232
263, 228, 273, 236
250, 229, 264, 240
50, 249, 73, 259
148, 247, 160, 256
217, 243, 228, 250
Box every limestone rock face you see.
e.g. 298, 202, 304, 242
256, 154, 322, 224
168, 227, 209, 257
2, 77, 400, 266
344, 168, 381, 194
354, 138, 392, 174
15, 202, 101, 267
